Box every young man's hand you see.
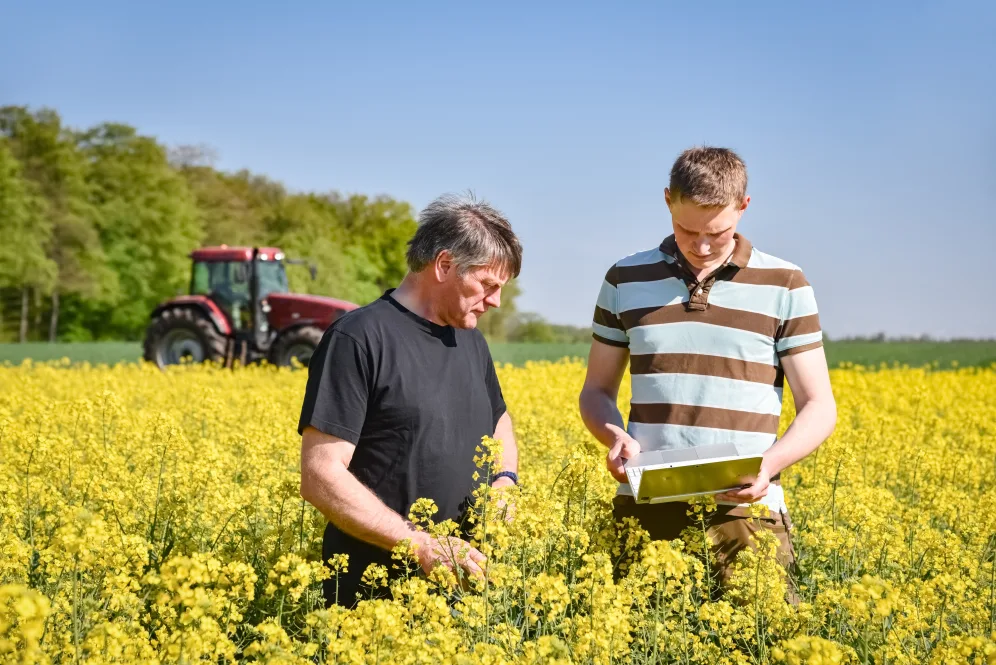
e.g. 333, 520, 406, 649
411, 531, 487, 582
715, 464, 772, 504
605, 423, 641, 483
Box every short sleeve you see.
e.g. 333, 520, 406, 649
297, 329, 372, 442
591, 264, 629, 348
775, 269, 823, 358
481, 340, 507, 431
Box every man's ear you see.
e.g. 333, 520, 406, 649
739, 195, 751, 213
433, 250, 454, 283
664, 188, 672, 208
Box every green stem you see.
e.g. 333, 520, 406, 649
988, 557, 996, 636
73, 561, 81, 665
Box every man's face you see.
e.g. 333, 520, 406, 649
665, 189, 749, 273
436, 260, 508, 329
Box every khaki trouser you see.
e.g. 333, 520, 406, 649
612, 494, 799, 601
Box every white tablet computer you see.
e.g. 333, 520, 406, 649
624, 443, 763, 504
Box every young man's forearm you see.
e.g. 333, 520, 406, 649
762, 398, 837, 476
579, 388, 628, 448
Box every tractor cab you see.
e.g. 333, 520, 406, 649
189, 246, 287, 345
143, 245, 358, 369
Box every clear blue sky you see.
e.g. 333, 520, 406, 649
3, 1, 994, 338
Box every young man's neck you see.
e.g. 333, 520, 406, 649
683, 239, 738, 282
391, 274, 447, 326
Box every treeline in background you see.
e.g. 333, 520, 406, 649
0, 106, 589, 345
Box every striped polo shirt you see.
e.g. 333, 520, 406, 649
592, 233, 823, 513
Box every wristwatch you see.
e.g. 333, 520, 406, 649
492, 470, 519, 486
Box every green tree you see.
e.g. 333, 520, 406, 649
77, 123, 203, 337
0, 140, 55, 341
0, 106, 110, 340
0, 106, 434, 341
264, 192, 417, 306
508, 312, 557, 343
176, 158, 283, 247
264, 194, 381, 304
176, 152, 418, 307
332, 194, 417, 292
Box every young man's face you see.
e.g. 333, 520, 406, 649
665, 189, 750, 273
436, 259, 508, 329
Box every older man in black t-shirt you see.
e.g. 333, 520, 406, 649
298, 193, 522, 608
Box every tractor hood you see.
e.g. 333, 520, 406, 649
266, 293, 360, 331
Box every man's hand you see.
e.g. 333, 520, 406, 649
411, 531, 487, 583
491, 476, 517, 522
605, 423, 641, 483
715, 463, 771, 504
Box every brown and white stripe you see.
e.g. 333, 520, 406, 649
592, 234, 823, 510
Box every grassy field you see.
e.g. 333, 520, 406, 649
822, 339, 996, 368
1, 339, 994, 368
0, 341, 143, 366
0, 341, 591, 367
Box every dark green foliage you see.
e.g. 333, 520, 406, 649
0, 107, 420, 342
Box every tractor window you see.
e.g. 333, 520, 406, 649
191, 261, 252, 329
191, 262, 211, 295
256, 260, 289, 299
191, 262, 248, 298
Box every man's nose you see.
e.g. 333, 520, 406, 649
485, 289, 501, 309
693, 237, 711, 255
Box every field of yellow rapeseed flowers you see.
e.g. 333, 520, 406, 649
1, 358, 995, 664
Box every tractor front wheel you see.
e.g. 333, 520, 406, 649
144, 307, 228, 369
269, 326, 323, 368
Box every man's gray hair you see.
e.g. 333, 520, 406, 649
406, 192, 522, 278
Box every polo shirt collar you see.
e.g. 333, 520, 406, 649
659, 233, 752, 270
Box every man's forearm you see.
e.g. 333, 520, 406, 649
762, 398, 837, 476
303, 468, 416, 553
493, 412, 518, 476
579, 388, 627, 449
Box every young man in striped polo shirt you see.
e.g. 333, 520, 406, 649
579, 146, 837, 589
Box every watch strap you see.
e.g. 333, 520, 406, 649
492, 470, 519, 485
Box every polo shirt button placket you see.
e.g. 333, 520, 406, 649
693, 276, 716, 311
687, 282, 708, 311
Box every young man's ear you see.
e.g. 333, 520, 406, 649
738, 195, 751, 213
664, 188, 673, 208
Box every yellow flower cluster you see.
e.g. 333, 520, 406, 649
770, 635, 851, 664
1, 357, 994, 663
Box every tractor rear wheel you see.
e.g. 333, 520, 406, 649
269, 326, 323, 368
144, 307, 228, 369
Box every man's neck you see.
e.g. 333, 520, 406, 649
390, 275, 447, 326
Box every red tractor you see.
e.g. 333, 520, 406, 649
143, 246, 358, 369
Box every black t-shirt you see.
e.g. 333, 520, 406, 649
297, 290, 506, 604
